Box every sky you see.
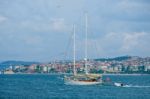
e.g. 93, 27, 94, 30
0, 0, 150, 62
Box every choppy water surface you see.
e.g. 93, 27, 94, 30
0, 74, 150, 99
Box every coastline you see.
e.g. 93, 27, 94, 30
0, 72, 149, 75
102, 73, 150, 76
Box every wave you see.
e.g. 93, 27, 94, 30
123, 85, 150, 88
57, 77, 64, 80
114, 82, 150, 88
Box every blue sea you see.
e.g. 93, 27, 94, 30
0, 74, 150, 99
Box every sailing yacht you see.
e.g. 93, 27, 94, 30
64, 14, 102, 85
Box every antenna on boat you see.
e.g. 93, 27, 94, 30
85, 13, 88, 74
73, 24, 76, 75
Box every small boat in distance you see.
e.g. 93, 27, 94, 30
114, 82, 129, 87
114, 82, 124, 87
64, 14, 102, 85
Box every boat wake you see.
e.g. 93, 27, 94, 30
114, 82, 150, 88
123, 85, 150, 88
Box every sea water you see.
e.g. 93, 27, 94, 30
0, 74, 150, 99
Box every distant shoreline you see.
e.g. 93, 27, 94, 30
102, 73, 150, 76
1, 73, 149, 75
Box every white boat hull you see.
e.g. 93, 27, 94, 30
65, 80, 102, 85
114, 82, 129, 87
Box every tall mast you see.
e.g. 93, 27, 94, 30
85, 13, 88, 74
73, 24, 76, 75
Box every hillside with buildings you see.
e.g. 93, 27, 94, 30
0, 56, 150, 74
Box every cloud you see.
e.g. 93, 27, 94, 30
120, 32, 147, 51
101, 0, 150, 22
19, 18, 70, 33
20, 21, 51, 32
98, 32, 148, 53
0, 0, 150, 61
0, 15, 7, 23
50, 18, 69, 32
82, 32, 149, 58
22, 35, 43, 46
